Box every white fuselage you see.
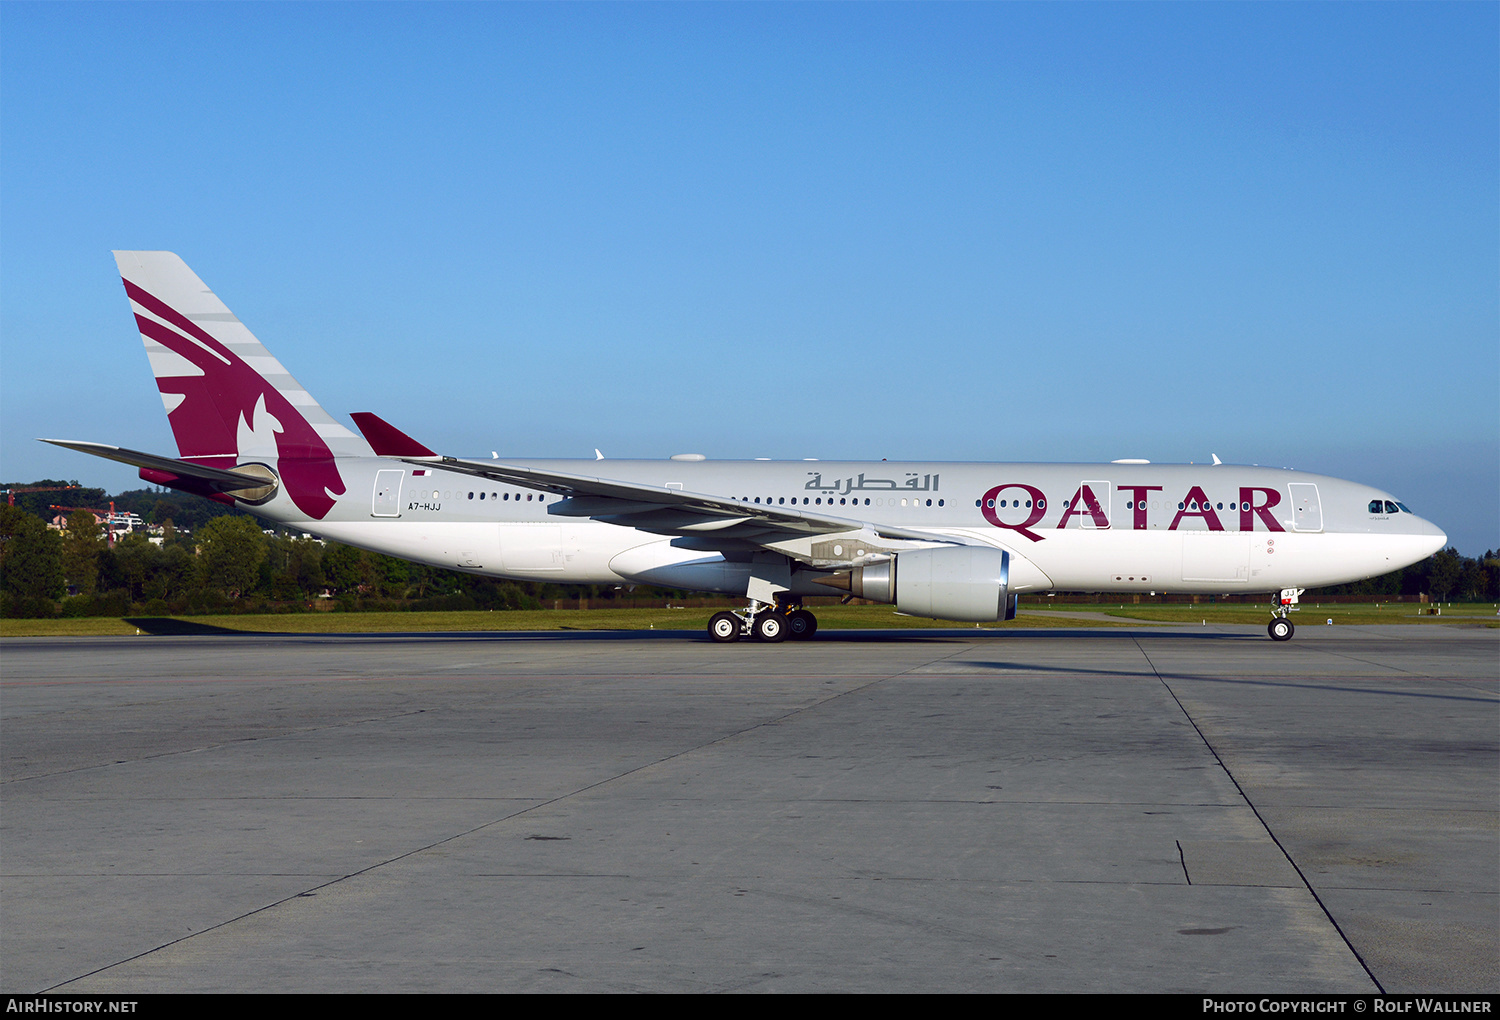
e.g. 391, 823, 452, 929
248, 457, 1447, 597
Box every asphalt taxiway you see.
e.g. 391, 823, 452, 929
2, 623, 1495, 992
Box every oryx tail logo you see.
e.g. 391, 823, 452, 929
124, 280, 345, 520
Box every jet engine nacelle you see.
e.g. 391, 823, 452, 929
826, 545, 1017, 622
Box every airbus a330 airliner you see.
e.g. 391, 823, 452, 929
44, 252, 1447, 642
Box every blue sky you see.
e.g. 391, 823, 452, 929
3, 3, 1496, 555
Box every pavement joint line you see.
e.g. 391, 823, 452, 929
1291, 641, 1434, 677
1131, 634, 1387, 995
1143, 673, 1497, 704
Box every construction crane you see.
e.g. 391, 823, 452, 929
4, 484, 80, 507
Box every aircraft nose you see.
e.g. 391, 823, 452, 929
1415, 517, 1448, 556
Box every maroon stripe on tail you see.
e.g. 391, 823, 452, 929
122, 279, 346, 520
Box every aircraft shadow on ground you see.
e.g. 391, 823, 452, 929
110, 623, 1267, 644
122, 617, 269, 636
803, 627, 1261, 643
266, 627, 1175, 645
216, 626, 1264, 645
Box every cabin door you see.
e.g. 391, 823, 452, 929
1080, 480, 1111, 529
1288, 483, 1322, 532
372, 470, 404, 518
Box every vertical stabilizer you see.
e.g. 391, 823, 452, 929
113, 251, 372, 520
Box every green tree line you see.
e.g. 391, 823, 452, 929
0, 499, 702, 619
2, 483, 1496, 618
1305, 545, 1499, 603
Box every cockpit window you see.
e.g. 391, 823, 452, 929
1396, 502, 1412, 513
1369, 500, 1383, 513
1384, 501, 1401, 514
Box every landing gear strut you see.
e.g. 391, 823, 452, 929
1268, 587, 1303, 641
706, 599, 818, 643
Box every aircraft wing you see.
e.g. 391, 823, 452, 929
413, 455, 968, 551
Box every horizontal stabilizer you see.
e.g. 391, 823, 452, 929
349, 413, 437, 458
39, 439, 280, 504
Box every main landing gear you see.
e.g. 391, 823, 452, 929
1267, 587, 1304, 641
708, 599, 818, 643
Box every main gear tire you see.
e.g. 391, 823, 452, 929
754, 612, 787, 643
709, 611, 741, 643
786, 609, 818, 640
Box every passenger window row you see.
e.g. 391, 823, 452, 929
978, 498, 1043, 509
437, 491, 546, 503
741, 496, 945, 508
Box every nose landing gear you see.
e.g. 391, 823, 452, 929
1268, 587, 1303, 641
